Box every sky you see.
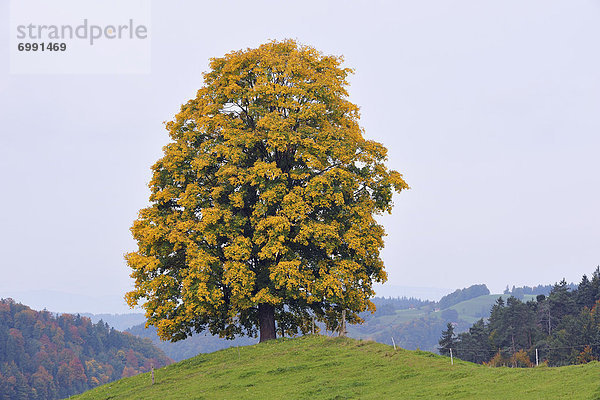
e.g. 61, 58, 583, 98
1, 0, 599, 313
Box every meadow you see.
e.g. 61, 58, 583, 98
73, 335, 600, 399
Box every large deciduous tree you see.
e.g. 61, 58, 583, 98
125, 40, 408, 342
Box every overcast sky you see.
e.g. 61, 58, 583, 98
1, 0, 599, 313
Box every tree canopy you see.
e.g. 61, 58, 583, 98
125, 40, 408, 342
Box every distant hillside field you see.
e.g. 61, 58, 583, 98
444, 294, 536, 324
348, 293, 510, 351
73, 335, 600, 400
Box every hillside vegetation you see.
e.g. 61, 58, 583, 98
80, 313, 146, 332
443, 269, 600, 366
73, 335, 600, 400
445, 294, 535, 324
437, 284, 490, 310
126, 323, 257, 362
0, 299, 171, 400
347, 290, 499, 351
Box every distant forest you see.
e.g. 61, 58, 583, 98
126, 323, 258, 362
439, 268, 600, 367
0, 299, 171, 400
350, 292, 482, 352
368, 296, 434, 313
502, 283, 577, 299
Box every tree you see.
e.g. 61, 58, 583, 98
438, 323, 457, 356
548, 279, 576, 329
576, 345, 597, 364
511, 349, 533, 368
125, 40, 408, 343
456, 319, 490, 364
577, 274, 596, 309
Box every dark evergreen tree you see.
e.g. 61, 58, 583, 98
456, 319, 490, 364
443, 269, 598, 367
576, 275, 595, 309
438, 323, 457, 356
548, 279, 577, 330
590, 266, 600, 304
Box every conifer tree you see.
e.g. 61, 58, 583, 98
438, 322, 457, 356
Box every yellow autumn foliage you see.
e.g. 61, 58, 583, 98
125, 40, 408, 341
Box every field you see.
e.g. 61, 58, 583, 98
445, 294, 536, 324
73, 335, 600, 399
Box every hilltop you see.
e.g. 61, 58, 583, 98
73, 335, 600, 400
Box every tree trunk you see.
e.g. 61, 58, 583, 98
339, 310, 347, 337
258, 303, 276, 342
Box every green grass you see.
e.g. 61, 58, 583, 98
73, 335, 600, 400
370, 294, 538, 328
445, 294, 537, 324
445, 295, 502, 324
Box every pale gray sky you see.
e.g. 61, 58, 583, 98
1, 0, 599, 313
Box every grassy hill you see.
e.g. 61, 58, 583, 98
73, 335, 600, 400
444, 294, 536, 324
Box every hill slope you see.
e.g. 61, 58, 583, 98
73, 335, 600, 400
347, 293, 508, 351
444, 294, 536, 324
0, 298, 172, 400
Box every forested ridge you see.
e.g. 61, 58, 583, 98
439, 268, 600, 366
437, 284, 490, 310
0, 299, 172, 400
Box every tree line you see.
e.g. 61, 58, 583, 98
0, 299, 172, 400
439, 268, 600, 366
502, 283, 577, 300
